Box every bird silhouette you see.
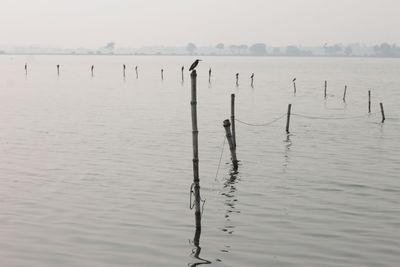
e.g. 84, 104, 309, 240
251, 73, 254, 79
189, 59, 202, 71
293, 78, 296, 82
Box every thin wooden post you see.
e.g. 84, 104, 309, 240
251, 73, 254, 88
57, 65, 60, 76
286, 104, 292, 133
181, 66, 184, 82
293, 81, 297, 94
368, 90, 371, 113
235, 73, 239, 86
25, 63, 27, 75
190, 70, 201, 229
91, 65, 94, 77
161, 69, 164, 80
231, 94, 236, 148
324, 80, 327, 99
123, 64, 126, 77
135, 66, 138, 79
208, 68, 211, 84
343, 85, 347, 102
380, 103, 385, 123
223, 119, 239, 170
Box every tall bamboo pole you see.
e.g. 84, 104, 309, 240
231, 94, 236, 148
190, 70, 201, 229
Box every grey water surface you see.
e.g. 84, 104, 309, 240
0, 55, 399, 267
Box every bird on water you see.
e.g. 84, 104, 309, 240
189, 59, 202, 71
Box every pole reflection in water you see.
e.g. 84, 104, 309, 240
219, 168, 240, 256
283, 134, 292, 171
188, 227, 211, 266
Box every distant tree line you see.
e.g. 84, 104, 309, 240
183, 42, 400, 57
2, 41, 399, 58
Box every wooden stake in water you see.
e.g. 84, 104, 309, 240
343, 85, 347, 102
286, 104, 292, 134
135, 66, 138, 79
190, 70, 201, 229
251, 73, 254, 88
368, 90, 371, 113
231, 94, 236, 148
161, 69, 164, 80
24, 63, 27, 75
223, 119, 239, 170
293, 78, 297, 94
208, 68, 212, 84
57, 65, 60, 76
324, 80, 327, 99
181, 66, 184, 82
123, 64, 126, 78
235, 73, 239, 86
380, 102, 385, 123
91, 65, 94, 77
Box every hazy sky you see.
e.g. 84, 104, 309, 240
1, 0, 399, 47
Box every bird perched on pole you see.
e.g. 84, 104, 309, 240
293, 78, 296, 82
189, 59, 202, 71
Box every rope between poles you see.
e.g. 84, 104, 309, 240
235, 114, 286, 127
214, 137, 226, 181
292, 112, 377, 120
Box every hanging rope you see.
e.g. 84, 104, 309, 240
235, 114, 286, 127
215, 137, 226, 181
292, 112, 377, 120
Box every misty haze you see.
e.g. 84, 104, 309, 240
1, 1, 400, 267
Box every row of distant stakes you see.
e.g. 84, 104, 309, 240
23, 61, 254, 86
21, 60, 388, 231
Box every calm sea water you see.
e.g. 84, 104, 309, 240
0, 55, 399, 267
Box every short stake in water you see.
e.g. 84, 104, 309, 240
380, 102, 385, 123
286, 104, 292, 134
57, 65, 60, 76
181, 66, 184, 83
368, 90, 371, 113
208, 68, 212, 84
292, 78, 297, 94
293, 81, 296, 94
190, 70, 202, 229
223, 119, 239, 171
235, 73, 239, 87
135, 66, 138, 79
324, 80, 327, 99
343, 85, 347, 102
161, 69, 164, 80
231, 94, 236, 148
